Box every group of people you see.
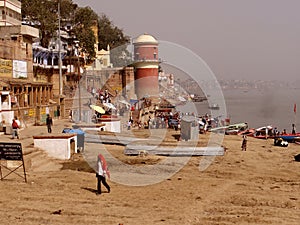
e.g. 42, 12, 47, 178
272, 124, 297, 137
90, 89, 112, 104
241, 123, 298, 151
198, 114, 222, 133
11, 114, 53, 139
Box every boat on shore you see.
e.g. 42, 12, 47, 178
242, 125, 273, 139
191, 95, 207, 102
211, 122, 248, 135
277, 133, 300, 142
208, 103, 220, 110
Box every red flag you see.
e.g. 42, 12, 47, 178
294, 104, 297, 114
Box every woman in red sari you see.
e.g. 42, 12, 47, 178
96, 154, 110, 195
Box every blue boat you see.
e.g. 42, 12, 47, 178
278, 134, 300, 142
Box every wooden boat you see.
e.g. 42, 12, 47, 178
251, 125, 273, 139
211, 122, 248, 135
238, 128, 255, 136
278, 134, 300, 142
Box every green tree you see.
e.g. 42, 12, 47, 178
98, 14, 131, 67
22, 0, 56, 47
21, 0, 77, 48
21, 1, 130, 64
73, 6, 99, 62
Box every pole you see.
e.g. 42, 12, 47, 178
93, 61, 95, 92
294, 103, 297, 132
58, 0, 62, 96
78, 55, 81, 122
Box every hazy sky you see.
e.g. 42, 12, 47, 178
73, 0, 300, 82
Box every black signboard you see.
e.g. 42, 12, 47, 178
0, 142, 26, 182
0, 142, 23, 161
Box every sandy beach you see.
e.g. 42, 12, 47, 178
0, 119, 300, 225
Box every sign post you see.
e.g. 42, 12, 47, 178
0, 142, 27, 182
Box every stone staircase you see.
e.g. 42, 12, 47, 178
23, 148, 63, 172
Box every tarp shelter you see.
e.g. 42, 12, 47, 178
178, 96, 186, 102
130, 99, 138, 106
90, 104, 105, 114
62, 128, 85, 151
118, 99, 131, 106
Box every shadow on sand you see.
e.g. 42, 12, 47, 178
81, 187, 97, 194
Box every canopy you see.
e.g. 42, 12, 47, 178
103, 102, 116, 110
256, 125, 273, 131
118, 99, 131, 106
130, 99, 138, 105
156, 108, 173, 112
90, 105, 105, 114
178, 96, 186, 102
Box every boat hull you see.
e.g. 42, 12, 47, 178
278, 134, 300, 142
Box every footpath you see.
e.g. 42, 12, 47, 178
0, 119, 73, 172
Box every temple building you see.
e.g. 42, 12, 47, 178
132, 33, 160, 100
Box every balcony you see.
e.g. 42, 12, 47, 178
21, 25, 39, 38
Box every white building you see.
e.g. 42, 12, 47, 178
86, 44, 113, 71
0, 90, 13, 125
0, 0, 21, 26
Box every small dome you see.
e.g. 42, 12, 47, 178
134, 33, 158, 44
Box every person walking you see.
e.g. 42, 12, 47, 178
69, 109, 73, 122
46, 114, 53, 133
127, 120, 131, 130
11, 118, 19, 139
14, 116, 21, 137
96, 154, 110, 195
241, 134, 247, 151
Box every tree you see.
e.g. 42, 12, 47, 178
21, 1, 130, 64
22, 0, 56, 47
98, 14, 131, 67
73, 6, 99, 62
21, 0, 77, 48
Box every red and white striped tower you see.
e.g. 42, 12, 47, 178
133, 33, 159, 100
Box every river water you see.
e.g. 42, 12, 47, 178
179, 87, 300, 132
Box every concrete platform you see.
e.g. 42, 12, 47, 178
124, 144, 224, 156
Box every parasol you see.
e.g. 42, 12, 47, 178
90, 105, 105, 114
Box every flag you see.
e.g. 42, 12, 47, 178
294, 103, 297, 114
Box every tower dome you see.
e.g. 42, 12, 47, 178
134, 33, 158, 44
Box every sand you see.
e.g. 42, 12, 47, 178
0, 121, 300, 225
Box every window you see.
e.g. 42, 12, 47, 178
54, 57, 58, 65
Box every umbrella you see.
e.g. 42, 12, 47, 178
90, 105, 105, 114
178, 96, 186, 102
103, 102, 116, 110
